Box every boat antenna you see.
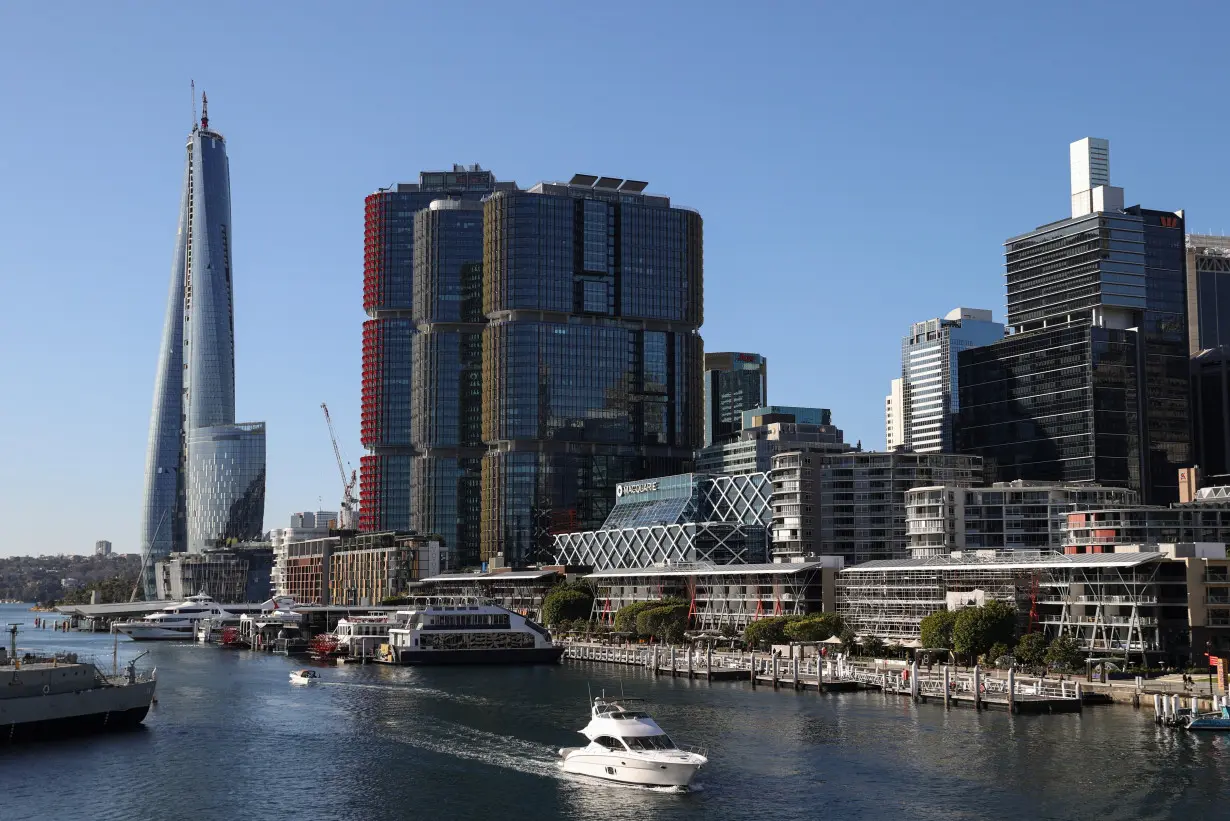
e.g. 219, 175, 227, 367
587, 681, 592, 705
620, 680, 626, 700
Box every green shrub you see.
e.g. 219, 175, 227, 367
542, 582, 595, 626
919, 610, 958, 650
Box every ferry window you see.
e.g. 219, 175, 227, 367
592, 736, 624, 751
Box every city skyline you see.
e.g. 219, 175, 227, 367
3, 4, 1230, 556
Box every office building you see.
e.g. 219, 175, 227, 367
1192, 348, 1230, 483
885, 378, 905, 450
139, 95, 266, 597
958, 138, 1190, 504
704, 352, 768, 446
769, 450, 984, 564
481, 175, 704, 567
274, 531, 442, 604
904, 481, 1138, 558
696, 406, 847, 475
361, 166, 516, 533
898, 308, 1003, 453
554, 472, 772, 569
1187, 234, 1230, 354
410, 198, 487, 570
95, 541, 112, 557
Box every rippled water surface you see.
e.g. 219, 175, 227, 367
1, 604, 1228, 820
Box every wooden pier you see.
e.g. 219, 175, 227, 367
561, 642, 1083, 713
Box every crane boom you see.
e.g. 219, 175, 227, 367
321, 403, 358, 530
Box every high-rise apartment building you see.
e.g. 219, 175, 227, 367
94, 540, 112, 557
703, 352, 768, 446
480, 175, 704, 566
139, 97, 266, 597
769, 450, 984, 564
958, 138, 1190, 505
898, 308, 1003, 453
360, 166, 516, 535
1186, 235, 1230, 354
885, 378, 905, 450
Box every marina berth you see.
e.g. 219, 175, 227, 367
376, 603, 563, 665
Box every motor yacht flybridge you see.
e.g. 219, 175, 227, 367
559, 695, 707, 787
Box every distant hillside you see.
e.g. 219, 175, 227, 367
0, 554, 143, 605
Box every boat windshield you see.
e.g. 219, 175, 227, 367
622, 734, 675, 751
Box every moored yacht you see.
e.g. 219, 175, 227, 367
115, 593, 237, 641
376, 603, 563, 665
559, 696, 707, 787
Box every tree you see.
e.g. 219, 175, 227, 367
783, 613, 844, 643
636, 604, 689, 643
986, 642, 1011, 667
719, 622, 737, 640
952, 601, 1018, 661
919, 610, 959, 650
614, 598, 686, 637
1014, 632, 1048, 667
743, 616, 793, 650
1045, 635, 1083, 671
862, 635, 886, 659
542, 582, 594, 626
838, 626, 859, 655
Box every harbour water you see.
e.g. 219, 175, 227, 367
1, 604, 1228, 820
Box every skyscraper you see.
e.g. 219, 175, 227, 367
703, 352, 768, 446
480, 175, 704, 566
360, 167, 515, 534
1187, 234, 1230, 354
898, 308, 1003, 453
957, 138, 1190, 504
885, 377, 905, 450
139, 96, 266, 597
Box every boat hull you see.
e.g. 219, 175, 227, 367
387, 646, 565, 666
0, 681, 157, 744
560, 752, 702, 787
1186, 719, 1230, 730
115, 625, 194, 641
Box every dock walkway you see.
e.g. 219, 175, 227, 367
561, 641, 1083, 713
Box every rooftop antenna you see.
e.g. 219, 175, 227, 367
191, 80, 197, 130
200, 91, 209, 130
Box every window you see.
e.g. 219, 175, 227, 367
592, 736, 624, 751
623, 734, 676, 750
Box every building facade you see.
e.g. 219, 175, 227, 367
696, 407, 847, 476
770, 450, 984, 564
154, 544, 273, 602
1187, 234, 1230, 354
360, 166, 516, 534
139, 96, 266, 597
885, 378, 905, 450
899, 308, 1003, 453
480, 176, 704, 567
958, 138, 1190, 505
95, 541, 112, 557
1192, 347, 1230, 484
1062, 486, 1230, 551
554, 473, 772, 570
703, 352, 768, 446
586, 560, 842, 631
275, 531, 441, 605
905, 481, 1139, 558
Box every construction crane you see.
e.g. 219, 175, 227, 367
321, 403, 357, 530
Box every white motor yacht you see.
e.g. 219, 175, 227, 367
559, 696, 707, 788
115, 593, 237, 641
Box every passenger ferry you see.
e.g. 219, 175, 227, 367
114, 593, 238, 641
376, 603, 563, 665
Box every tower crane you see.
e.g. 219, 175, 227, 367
321, 403, 357, 530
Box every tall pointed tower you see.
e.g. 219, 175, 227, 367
139, 95, 266, 598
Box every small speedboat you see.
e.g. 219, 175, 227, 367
289, 669, 320, 686
1185, 705, 1230, 730
559, 695, 707, 788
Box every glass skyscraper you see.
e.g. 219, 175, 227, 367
703, 352, 768, 446
480, 176, 704, 566
360, 166, 515, 534
139, 97, 266, 597
1187, 234, 1230, 354
957, 138, 1190, 504
899, 308, 1003, 453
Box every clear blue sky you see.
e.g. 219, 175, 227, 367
1, 2, 1227, 557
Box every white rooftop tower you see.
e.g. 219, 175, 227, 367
1070, 137, 1123, 218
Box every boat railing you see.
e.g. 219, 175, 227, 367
675, 743, 707, 758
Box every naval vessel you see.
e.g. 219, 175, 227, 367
1, 625, 157, 742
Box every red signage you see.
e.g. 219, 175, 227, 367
1160, 216, 1179, 228
737, 353, 758, 363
